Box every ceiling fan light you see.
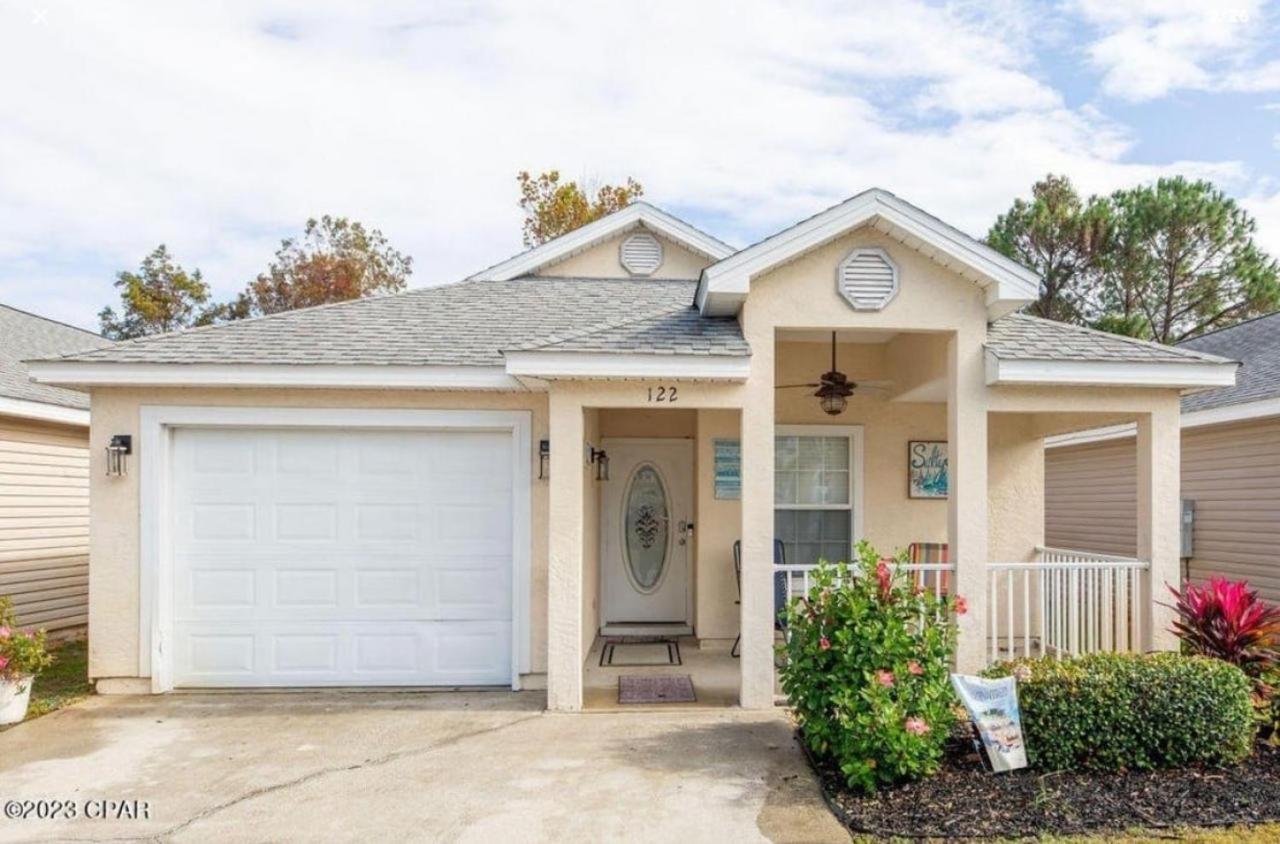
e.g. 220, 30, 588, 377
820, 392, 847, 416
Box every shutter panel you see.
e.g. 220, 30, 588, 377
837, 248, 899, 311
619, 232, 664, 276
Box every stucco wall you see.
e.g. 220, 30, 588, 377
86, 387, 550, 684
694, 408, 741, 641
535, 231, 711, 279
581, 409, 600, 657
988, 413, 1044, 563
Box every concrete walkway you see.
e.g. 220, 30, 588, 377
0, 692, 848, 843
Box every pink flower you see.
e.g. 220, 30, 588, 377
0, 655, 8, 673
954, 595, 968, 616
1013, 664, 1032, 681
819, 636, 831, 651
907, 660, 924, 676
0, 627, 9, 640
904, 717, 930, 736
876, 670, 895, 688
875, 561, 892, 598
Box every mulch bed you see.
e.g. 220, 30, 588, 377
805, 732, 1280, 839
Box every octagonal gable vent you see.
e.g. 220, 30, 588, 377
837, 247, 899, 311
620, 231, 664, 276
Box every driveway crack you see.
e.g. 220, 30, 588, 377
62, 711, 545, 843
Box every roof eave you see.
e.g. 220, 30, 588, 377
696, 188, 1040, 319
469, 202, 735, 282
502, 350, 750, 381
0, 395, 90, 426
26, 361, 526, 391
985, 353, 1240, 389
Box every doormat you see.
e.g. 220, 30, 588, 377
599, 638, 682, 667
618, 674, 696, 704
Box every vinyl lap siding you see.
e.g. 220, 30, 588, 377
0, 417, 90, 634
1182, 418, 1280, 603
1044, 438, 1137, 558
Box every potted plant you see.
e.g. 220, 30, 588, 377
0, 597, 52, 725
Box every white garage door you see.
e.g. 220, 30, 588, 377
170, 427, 513, 687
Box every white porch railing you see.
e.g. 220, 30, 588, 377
777, 562, 957, 605
987, 546, 1149, 664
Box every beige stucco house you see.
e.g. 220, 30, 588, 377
28, 190, 1238, 710
1, 304, 110, 635
1047, 312, 1280, 603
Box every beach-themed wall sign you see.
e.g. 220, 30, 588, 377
908, 440, 948, 499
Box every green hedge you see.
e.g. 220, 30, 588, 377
983, 652, 1256, 772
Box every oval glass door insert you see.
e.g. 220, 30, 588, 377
623, 464, 670, 592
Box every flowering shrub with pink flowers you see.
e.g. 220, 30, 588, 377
0, 597, 52, 682
778, 541, 961, 792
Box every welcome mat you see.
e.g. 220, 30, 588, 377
618, 674, 696, 704
599, 638, 682, 667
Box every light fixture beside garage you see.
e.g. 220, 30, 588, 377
538, 438, 550, 480
105, 434, 132, 477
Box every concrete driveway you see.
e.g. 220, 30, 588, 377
0, 692, 848, 843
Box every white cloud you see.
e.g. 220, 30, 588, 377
0, 0, 1273, 328
1073, 0, 1278, 100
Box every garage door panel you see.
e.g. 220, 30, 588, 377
174, 621, 512, 687
171, 427, 514, 688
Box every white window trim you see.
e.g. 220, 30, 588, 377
774, 424, 865, 555
0, 395, 89, 426
138, 406, 532, 692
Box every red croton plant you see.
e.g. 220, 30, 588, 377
1167, 578, 1280, 684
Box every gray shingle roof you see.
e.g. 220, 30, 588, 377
1, 305, 109, 410
1178, 312, 1280, 412
44, 277, 750, 367
512, 306, 748, 356
986, 314, 1232, 365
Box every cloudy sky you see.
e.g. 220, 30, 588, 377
2, 0, 1279, 330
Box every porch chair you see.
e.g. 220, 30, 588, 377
730, 538, 787, 658
906, 542, 950, 597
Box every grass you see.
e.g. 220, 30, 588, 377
8, 637, 91, 725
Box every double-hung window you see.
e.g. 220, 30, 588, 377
774, 427, 861, 566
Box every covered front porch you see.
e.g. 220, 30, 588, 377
540, 326, 1186, 712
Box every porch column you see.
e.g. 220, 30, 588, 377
546, 390, 585, 711
739, 358, 776, 709
1136, 401, 1180, 651
948, 329, 989, 672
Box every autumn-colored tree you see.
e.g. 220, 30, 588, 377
99, 245, 219, 339
1099, 177, 1280, 343
226, 216, 412, 318
986, 175, 1111, 323
517, 170, 644, 247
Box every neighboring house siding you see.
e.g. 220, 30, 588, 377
1182, 418, 1280, 602
1045, 417, 1280, 603
0, 416, 90, 634
1044, 438, 1138, 558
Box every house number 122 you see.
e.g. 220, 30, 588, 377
647, 386, 678, 403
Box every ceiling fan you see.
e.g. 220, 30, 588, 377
775, 332, 893, 416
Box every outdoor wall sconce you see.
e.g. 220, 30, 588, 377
538, 438, 550, 480
106, 434, 132, 477
589, 447, 610, 481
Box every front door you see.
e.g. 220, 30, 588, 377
601, 439, 693, 624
